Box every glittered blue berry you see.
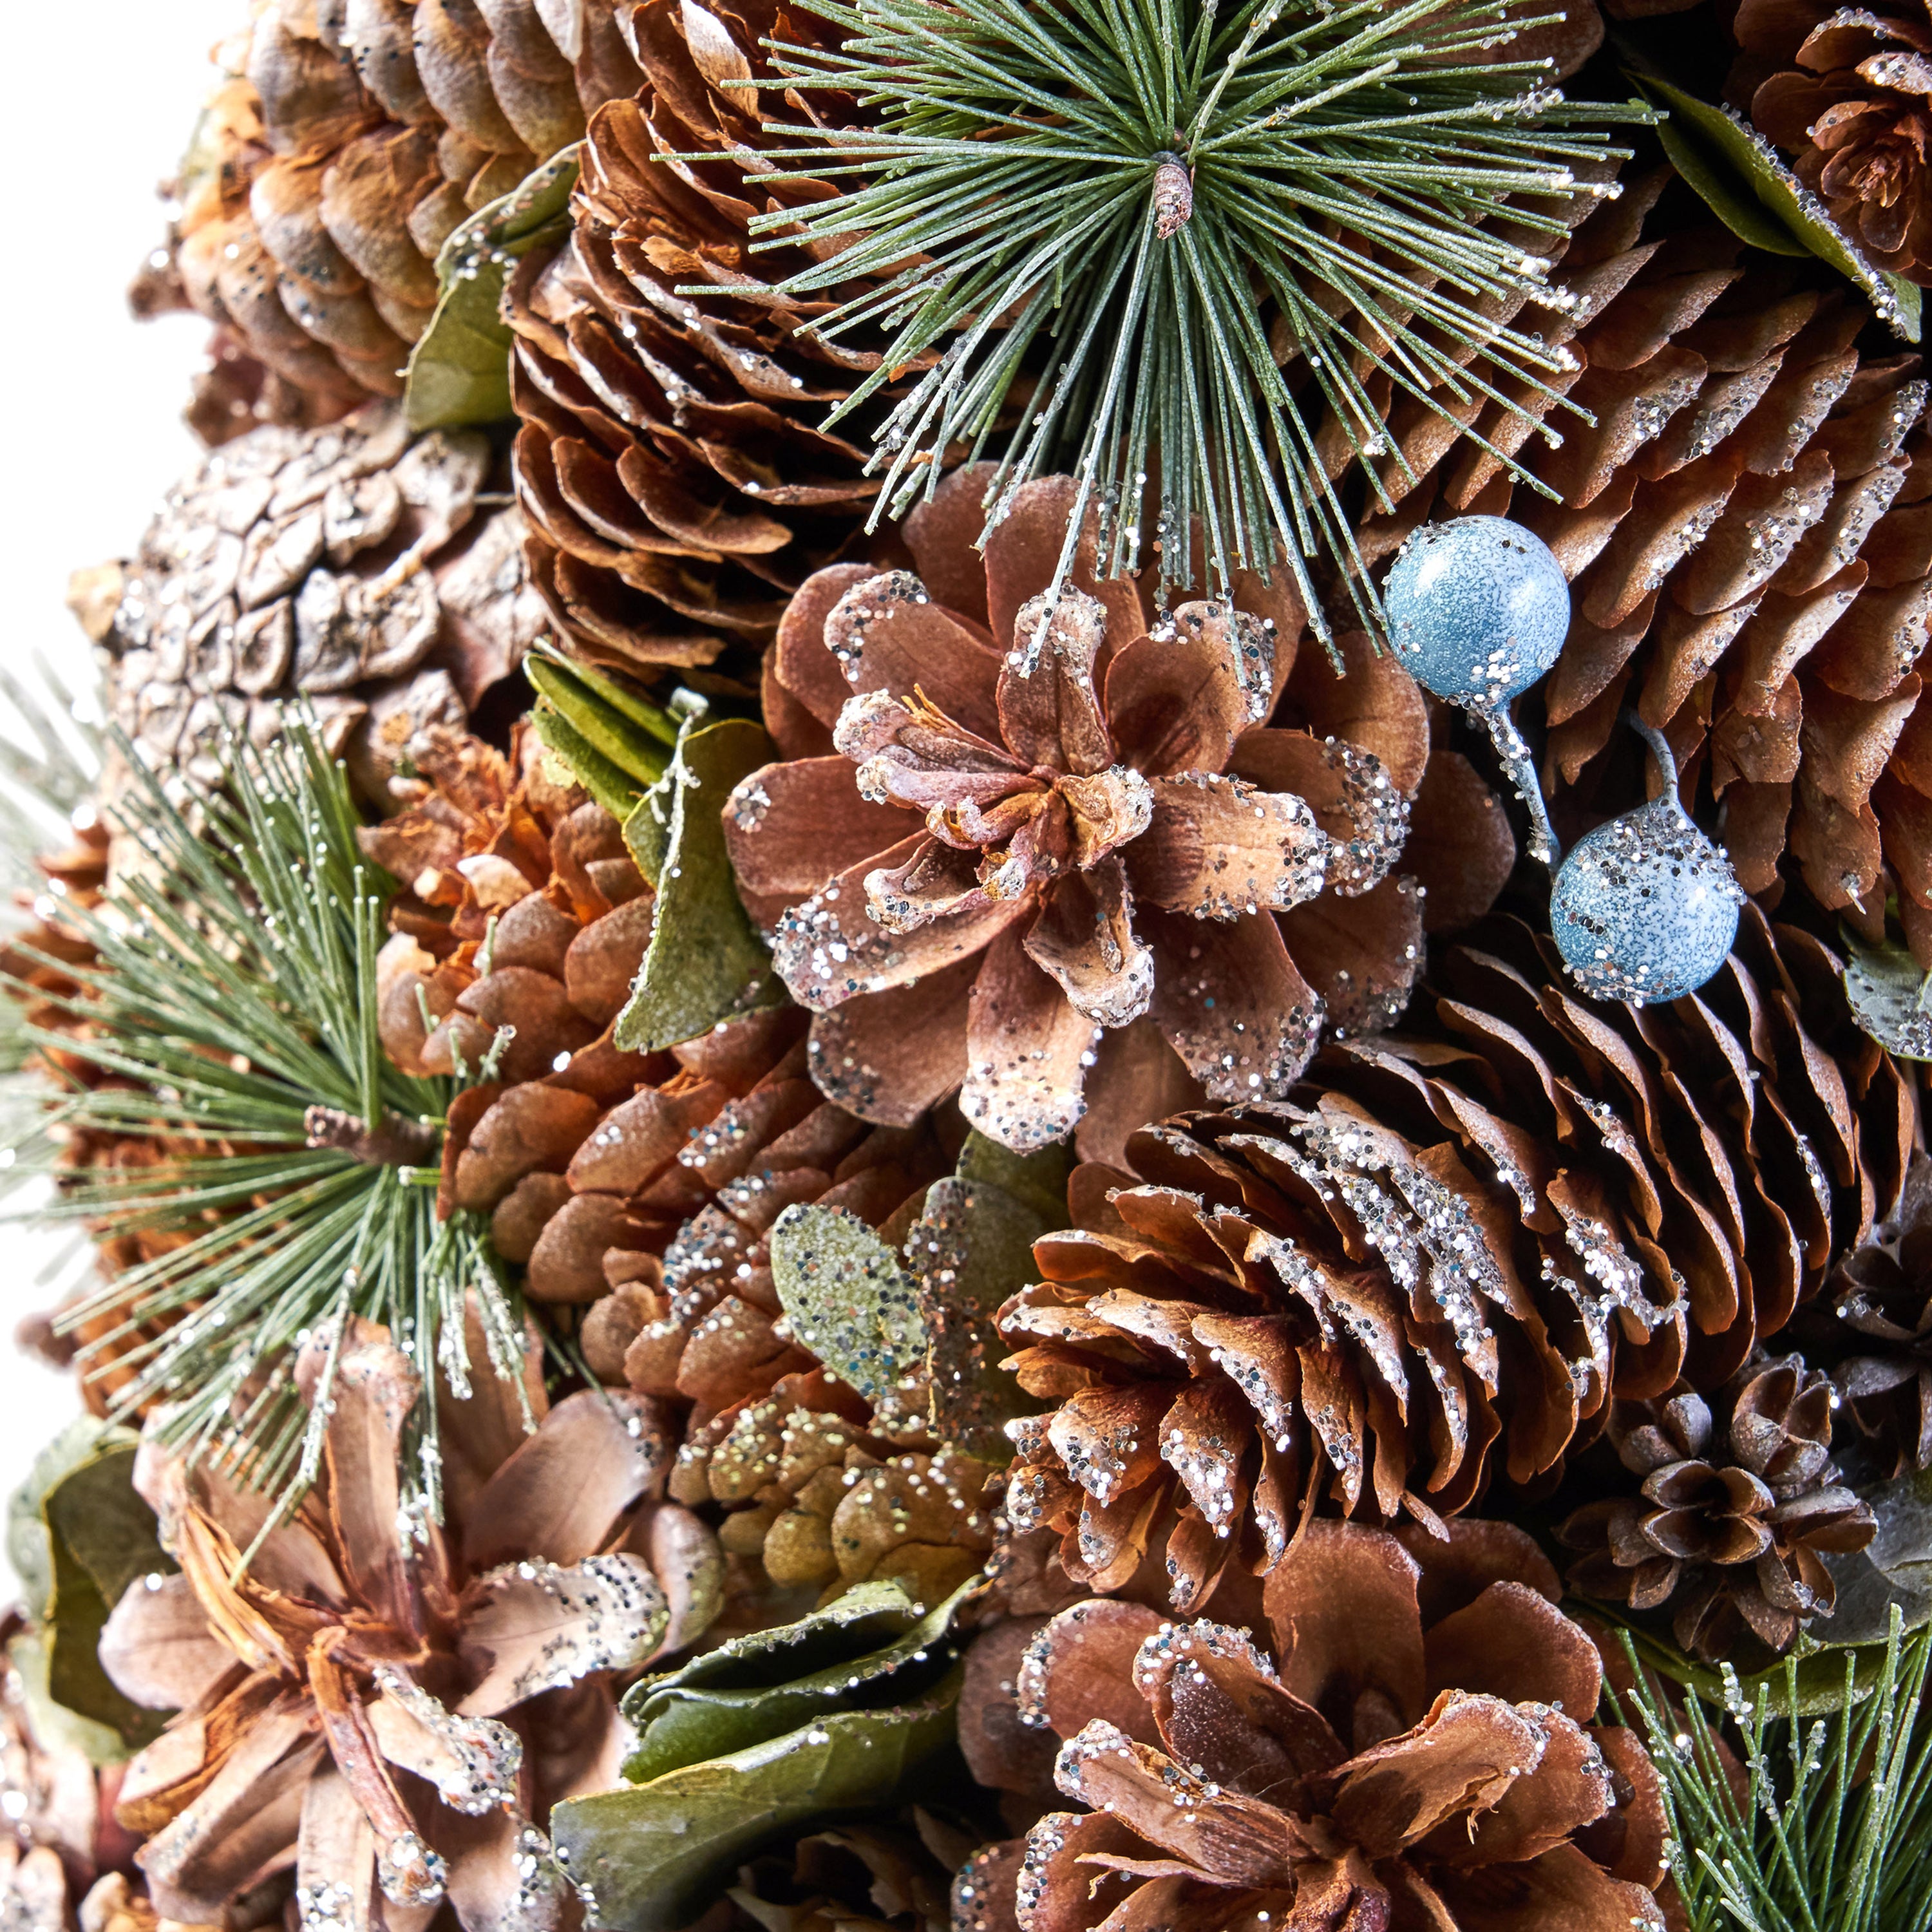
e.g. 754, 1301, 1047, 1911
1551, 793, 1744, 1004
1383, 516, 1570, 706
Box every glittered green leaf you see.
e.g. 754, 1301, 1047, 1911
6, 1416, 121, 1623
621, 1579, 967, 1781
1625, 68, 1917, 342
770, 1203, 927, 1408
910, 1133, 1070, 1457
558, 1581, 972, 1932
613, 718, 785, 1054
1844, 931, 1932, 1059
404, 144, 582, 430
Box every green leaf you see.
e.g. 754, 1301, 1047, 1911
1843, 929, 1932, 1059
42, 1441, 171, 1753
6, 1416, 123, 1622
527, 656, 677, 800
404, 145, 582, 430
5, 1630, 128, 1769
558, 1580, 973, 1932
621, 1578, 967, 1781
612, 718, 785, 1052
770, 1204, 928, 1408
910, 1132, 1070, 1457
1625, 68, 1918, 342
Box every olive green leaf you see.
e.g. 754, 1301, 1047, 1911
526, 652, 680, 820
613, 716, 786, 1053
404, 144, 582, 430
6, 1416, 121, 1622
1624, 68, 1918, 343
909, 1132, 1069, 1457
1844, 930, 1932, 1059
770, 1204, 929, 1410
555, 1580, 973, 1931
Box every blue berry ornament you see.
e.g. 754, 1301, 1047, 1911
1383, 516, 1569, 706
1551, 719, 1744, 1004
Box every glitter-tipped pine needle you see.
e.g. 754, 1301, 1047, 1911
1613, 1615, 1932, 1932
5, 726, 529, 1535
709, 0, 1645, 647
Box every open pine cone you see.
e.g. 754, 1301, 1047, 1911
1345, 170, 1932, 953
995, 903, 1913, 1616
721, 465, 1481, 1162
1558, 1353, 1876, 1661
957, 1519, 1666, 1932
1734, 0, 1932, 285
138, 0, 643, 430
84, 403, 544, 805
503, 0, 910, 683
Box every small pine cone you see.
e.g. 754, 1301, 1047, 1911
1559, 1354, 1877, 1661
1734, 0, 1932, 285
670, 1373, 1000, 1616
504, 0, 911, 683
996, 904, 1913, 1618
96, 402, 545, 803
1345, 173, 1932, 947
144, 0, 643, 415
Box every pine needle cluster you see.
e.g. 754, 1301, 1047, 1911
7, 726, 529, 1539
1614, 1616, 1932, 1932
724, 0, 1644, 641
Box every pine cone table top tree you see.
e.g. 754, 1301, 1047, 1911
995, 904, 1914, 1617
141, 0, 644, 429
720, 464, 1483, 1162
84, 402, 546, 807
956, 1518, 1667, 1932
1557, 1352, 1875, 1662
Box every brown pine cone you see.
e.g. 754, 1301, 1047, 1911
1346, 171, 1932, 951
87, 402, 545, 805
956, 1519, 1666, 1932
721, 464, 1490, 1164
503, 0, 914, 683
1734, 0, 1932, 285
1558, 1352, 1877, 1661
142, 0, 643, 421
994, 903, 1914, 1617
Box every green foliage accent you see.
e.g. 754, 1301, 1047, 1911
12, 725, 527, 1532
770, 1204, 928, 1408
405, 145, 582, 430
1842, 928, 1932, 1060
613, 715, 786, 1052
556, 1580, 971, 1931
1624, 67, 1918, 344
1612, 1616, 1932, 1932
526, 652, 680, 819
712, 0, 1647, 638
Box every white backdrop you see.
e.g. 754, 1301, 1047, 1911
0, 0, 245, 1592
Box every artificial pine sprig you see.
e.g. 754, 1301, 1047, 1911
713, 0, 1646, 648
7, 725, 529, 1538
1613, 1615, 1932, 1932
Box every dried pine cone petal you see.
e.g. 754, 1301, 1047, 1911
995, 903, 1912, 1617
1558, 1350, 1876, 1662
93, 402, 545, 804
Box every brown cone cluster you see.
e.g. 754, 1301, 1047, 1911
722, 465, 1493, 1165
82, 403, 545, 809
1348, 169, 1932, 952
1558, 1354, 1875, 1662
139, 0, 643, 429
502, 0, 911, 683
955, 1519, 1667, 1932
1733, 0, 1932, 286
994, 904, 1914, 1618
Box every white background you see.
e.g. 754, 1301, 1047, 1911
0, 0, 243, 1591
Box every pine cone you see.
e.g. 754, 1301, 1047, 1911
503, 0, 910, 683
688, 1813, 959, 1932
721, 464, 1483, 1164
1345, 173, 1932, 950
995, 903, 1914, 1617
1734, 0, 1932, 285
91, 402, 545, 803
144, 0, 642, 418
956, 1519, 1667, 1932
1558, 1353, 1876, 1661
